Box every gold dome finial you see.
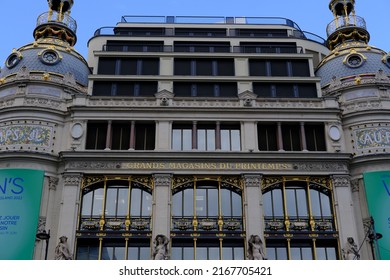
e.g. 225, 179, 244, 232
326, 0, 369, 50
34, 0, 77, 46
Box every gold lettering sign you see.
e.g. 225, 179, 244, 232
121, 162, 293, 170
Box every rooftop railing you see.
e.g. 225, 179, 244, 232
326, 15, 366, 37
101, 44, 304, 54
36, 11, 77, 33
120, 15, 301, 29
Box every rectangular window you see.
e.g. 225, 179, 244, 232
282, 124, 301, 151
291, 60, 310, 76
86, 122, 107, 150
173, 82, 236, 97
93, 82, 157, 97
290, 241, 313, 260
240, 42, 297, 53
305, 124, 326, 151
276, 84, 295, 98
270, 61, 288, 76
237, 29, 288, 37
111, 122, 131, 150
249, 60, 268, 76
258, 123, 278, 151
198, 127, 216, 151
253, 83, 273, 98
98, 58, 117, 75
172, 124, 193, 150
174, 59, 234, 76
174, 42, 230, 53
175, 28, 226, 37
297, 84, 317, 98
221, 125, 241, 151
135, 122, 155, 150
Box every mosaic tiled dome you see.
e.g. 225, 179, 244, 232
0, 41, 90, 86
316, 44, 390, 87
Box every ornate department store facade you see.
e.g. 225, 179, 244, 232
0, 0, 389, 260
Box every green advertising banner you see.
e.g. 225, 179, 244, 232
0, 169, 44, 260
363, 171, 390, 260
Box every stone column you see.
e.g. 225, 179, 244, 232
57, 173, 82, 258
277, 122, 284, 151
215, 121, 221, 150
129, 121, 136, 150
192, 121, 197, 150
300, 122, 307, 151
105, 120, 112, 150
332, 175, 359, 253
351, 178, 370, 260
152, 174, 172, 239
243, 174, 264, 240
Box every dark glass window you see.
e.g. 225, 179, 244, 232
135, 122, 155, 150
258, 123, 278, 151
76, 239, 100, 260
174, 42, 231, 53
291, 60, 310, 76
253, 83, 317, 98
92, 82, 157, 97
105, 41, 164, 52
240, 42, 297, 53
271, 61, 288, 76
237, 29, 287, 37
173, 82, 236, 97
111, 122, 131, 150
305, 124, 326, 151
98, 58, 117, 74
282, 123, 301, 151
174, 59, 234, 76
114, 27, 165, 36
175, 28, 226, 37
86, 122, 107, 150
297, 84, 317, 98
249, 60, 268, 76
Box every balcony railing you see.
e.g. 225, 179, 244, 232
36, 11, 77, 33
101, 44, 304, 54
326, 15, 366, 37
94, 27, 325, 45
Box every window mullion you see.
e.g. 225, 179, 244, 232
306, 180, 315, 231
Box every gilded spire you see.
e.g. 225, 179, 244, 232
326, 0, 370, 50
34, 0, 77, 46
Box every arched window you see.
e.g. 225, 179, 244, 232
171, 176, 245, 260
262, 177, 339, 260
76, 176, 153, 260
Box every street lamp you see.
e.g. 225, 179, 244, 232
36, 229, 50, 260
368, 217, 383, 260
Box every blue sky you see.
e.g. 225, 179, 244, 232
0, 0, 389, 65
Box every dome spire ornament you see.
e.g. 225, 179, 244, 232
34, 0, 77, 46
326, 0, 370, 50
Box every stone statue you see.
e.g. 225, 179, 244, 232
247, 235, 267, 260
375, 69, 389, 81
342, 237, 360, 260
329, 75, 342, 89
54, 236, 73, 260
153, 234, 169, 260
